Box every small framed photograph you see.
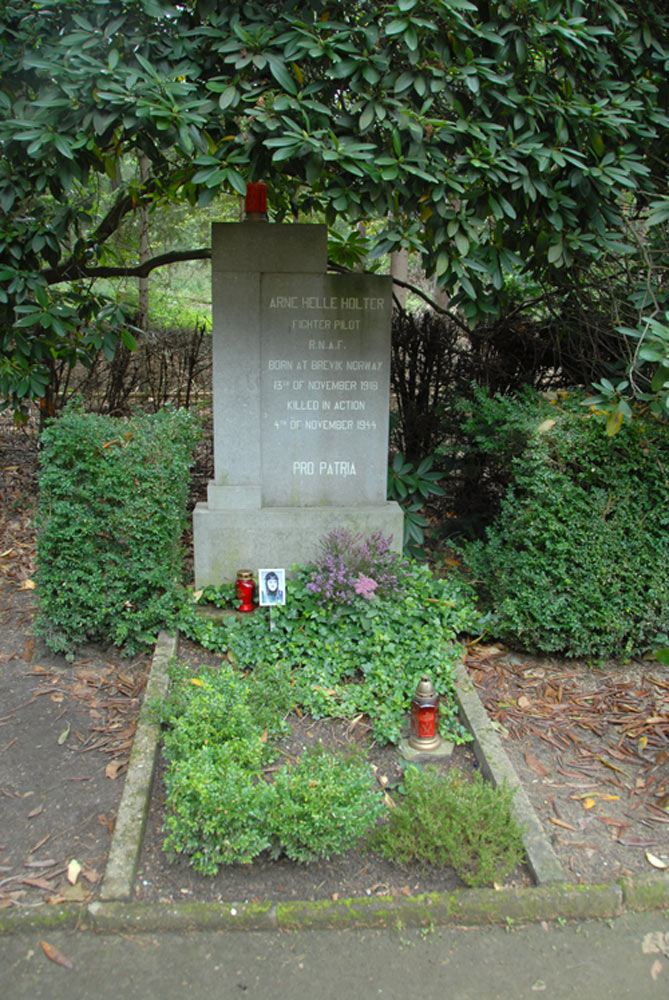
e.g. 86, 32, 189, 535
258, 568, 286, 606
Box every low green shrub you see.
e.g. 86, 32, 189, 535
160, 660, 292, 762
163, 674, 269, 767
160, 661, 287, 873
435, 384, 554, 539
269, 745, 386, 862
463, 392, 669, 658
163, 743, 274, 872
370, 765, 525, 888
35, 402, 199, 654
160, 661, 386, 873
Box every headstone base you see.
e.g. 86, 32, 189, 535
193, 500, 405, 587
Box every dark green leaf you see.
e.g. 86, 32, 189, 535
267, 56, 297, 94
218, 86, 239, 110
121, 329, 138, 352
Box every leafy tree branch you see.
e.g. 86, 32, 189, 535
1, 0, 668, 415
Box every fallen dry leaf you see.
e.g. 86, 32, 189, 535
20, 877, 52, 890
642, 932, 669, 956
29, 833, 51, 854
651, 960, 663, 981
582, 798, 596, 810
67, 858, 81, 885
390, 884, 411, 897
618, 837, 658, 848
525, 752, 549, 777
40, 940, 73, 969
645, 851, 668, 870
104, 760, 125, 780
1, 890, 25, 906
548, 817, 577, 831
98, 813, 114, 834
18, 578, 35, 590
597, 815, 629, 828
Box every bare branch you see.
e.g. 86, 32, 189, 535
43, 248, 212, 284
47, 179, 162, 284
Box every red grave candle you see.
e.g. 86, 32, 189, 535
245, 182, 267, 218
409, 675, 441, 750
235, 569, 256, 613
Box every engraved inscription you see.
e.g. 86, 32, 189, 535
261, 274, 391, 505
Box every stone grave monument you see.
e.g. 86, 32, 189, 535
193, 190, 404, 586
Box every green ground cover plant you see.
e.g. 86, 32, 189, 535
159, 531, 490, 876
160, 648, 525, 882
462, 391, 669, 658
161, 662, 289, 872
178, 530, 478, 745
159, 660, 385, 874
35, 402, 199, 654
370, 765, 525, 888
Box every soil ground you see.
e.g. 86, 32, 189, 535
1, 413, 668, 916
468, 643, 669, 885
0, 584, 150, 910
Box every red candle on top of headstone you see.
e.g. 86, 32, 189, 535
245, 182, 267, 219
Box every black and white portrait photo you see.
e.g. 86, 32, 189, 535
258, 568, 286, 606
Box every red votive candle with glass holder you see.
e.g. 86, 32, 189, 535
245, 182, 267, 220
409, 675, 441, 751
235, 569, 256, 613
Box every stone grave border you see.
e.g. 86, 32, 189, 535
2, 631, 668, 935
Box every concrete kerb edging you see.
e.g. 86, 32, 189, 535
451, 660, 566, 886
1, 636, 669, 936
99, 630, 176, 901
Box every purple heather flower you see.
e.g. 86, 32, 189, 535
306, 529, 409, 606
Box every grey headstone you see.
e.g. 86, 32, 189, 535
193, 221, 404, 584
